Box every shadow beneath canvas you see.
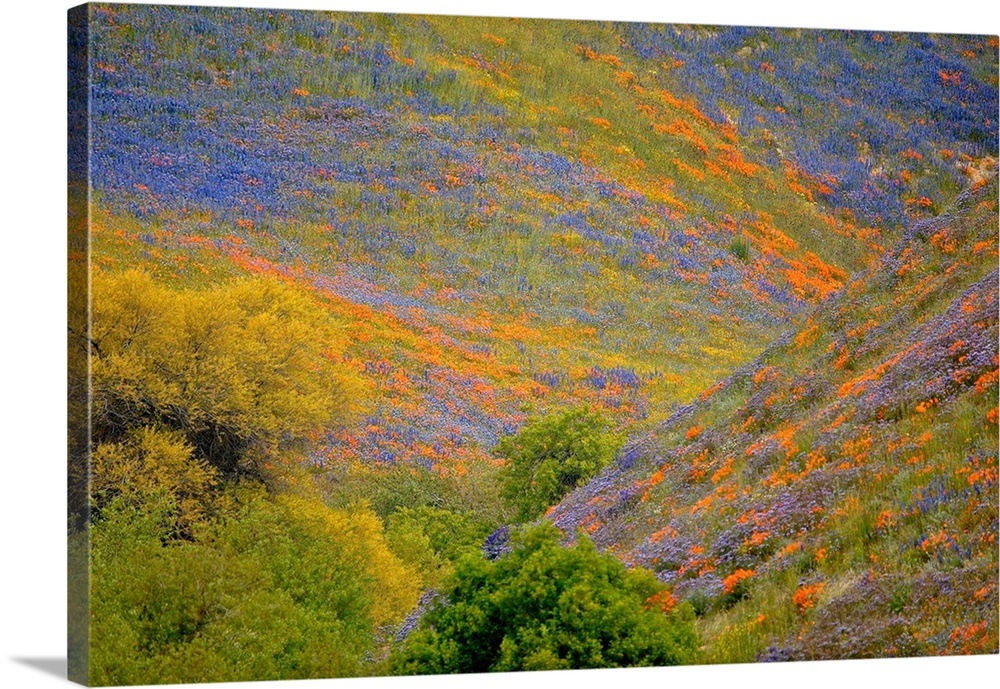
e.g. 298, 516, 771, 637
12, 657, 67, 679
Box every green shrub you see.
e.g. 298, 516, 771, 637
386, 505, 495, 588
687, 589, 713, 617
89, 486, 421, 685
728, 236, 752, 262
392, 523, 699, 673
498, 406, 624, 522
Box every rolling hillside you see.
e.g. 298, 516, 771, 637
75, 4, 999, 678
86, 5, 997, 481
549, 171, 999, 660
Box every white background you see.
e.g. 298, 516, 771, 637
1, 1, 998, 687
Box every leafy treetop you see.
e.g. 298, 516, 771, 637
392, 522, 698, 674
498, 406, 623, 522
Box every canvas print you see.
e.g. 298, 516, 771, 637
68, 3, 999, 685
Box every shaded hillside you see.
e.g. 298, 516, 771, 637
549, 171, 999, 660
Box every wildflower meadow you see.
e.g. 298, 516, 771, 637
68, 3, 999, 684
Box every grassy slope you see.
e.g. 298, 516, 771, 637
84, 5, 999, 661
87, 6, 998, 485
549, 172, 999, 660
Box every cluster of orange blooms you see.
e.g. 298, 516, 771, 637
722, 568, 755, 594
792, 582, 826, 613
643, 589, 678, 614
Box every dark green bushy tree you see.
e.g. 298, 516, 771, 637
392, 523, 699, 673
498, 406, 623, 521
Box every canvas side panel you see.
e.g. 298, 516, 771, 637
68, 4, 92, 686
